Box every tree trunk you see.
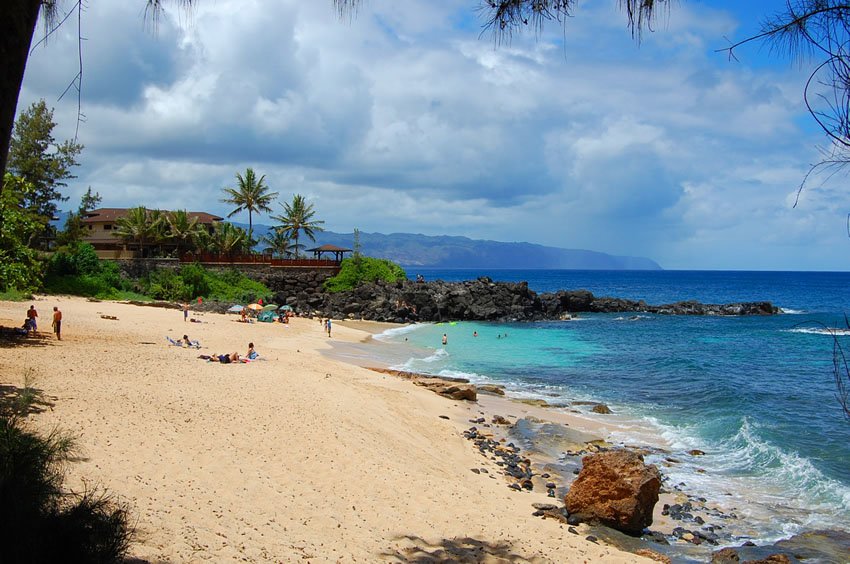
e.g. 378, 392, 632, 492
1, 0, 41, 189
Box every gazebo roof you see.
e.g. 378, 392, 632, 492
306, 244, 353, 252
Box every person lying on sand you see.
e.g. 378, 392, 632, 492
198, 352, 240, 364
166, 335, 201, 348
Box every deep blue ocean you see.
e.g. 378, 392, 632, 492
371, 269, 850, 544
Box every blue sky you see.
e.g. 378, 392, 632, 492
16, 0, 850, 270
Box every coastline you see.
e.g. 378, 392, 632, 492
327, 319, 850, 562
327, 322, 718, 561
0, 297, 646, 562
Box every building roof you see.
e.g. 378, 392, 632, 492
81, 208, 224, 224
306, 244, 353, 252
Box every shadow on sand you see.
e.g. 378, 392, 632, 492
381, 535, 537, 563
0, 381, 55, 417
0, 326, 55, 349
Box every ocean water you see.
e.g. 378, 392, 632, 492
373, 270, 850, 545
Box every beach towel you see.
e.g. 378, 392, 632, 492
166, 336, 201, 349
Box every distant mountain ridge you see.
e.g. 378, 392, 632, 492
54, 210, 659, 268
244, 223, 662, 270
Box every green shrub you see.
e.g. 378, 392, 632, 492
0, 376, 133, 563
324, 256, 407, 292
205, 268, 272, 303
46, 243, 99, 277
42, 257, 273, 304
70, 243, 100, 276
178, 263, 211, 299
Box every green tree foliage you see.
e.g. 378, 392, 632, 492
113, 206, 165, 258
204, 222, 250, 256
56, 187, 101, 247
43, 243, 131, 299
272, 194, 325, 259
40, 242, 271, 302
260, 227, 293, 258
324, 256, 407, 292
165, 209, 203, 256
7, 99, 83, 228
220, 168, 278, 246
0, 173, 45, 291
140, 264, 271, 303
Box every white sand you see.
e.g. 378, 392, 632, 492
0, 297, 650, 562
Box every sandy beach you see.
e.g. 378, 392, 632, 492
0, 296, 649, 563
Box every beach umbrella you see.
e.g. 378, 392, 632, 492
261, 304, 278, 311
246, 303, 263, 311
227, 304, 245, 313
278, 305, 293, 311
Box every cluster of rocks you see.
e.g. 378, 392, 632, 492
300, 277, 778, 323
127, 272, 778, 323
369, 368, 477, 401
463, 425, 540, 493
711, 530, 850, 563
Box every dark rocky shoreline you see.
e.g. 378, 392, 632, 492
125, 274, 779, 322
303, 277, 779, 323
373, 368, 849, 563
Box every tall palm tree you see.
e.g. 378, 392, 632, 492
166, 209, 202, 257
271, 194, 325, 259
260, 227, 293, 258
113, 206, 164, 258
220, 168, 278, 247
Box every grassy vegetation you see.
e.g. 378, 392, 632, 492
0, 289, 34, 301
324, 256, 407, 293
0, 374, 133, 562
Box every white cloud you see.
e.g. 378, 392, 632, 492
14, 0, 849, 269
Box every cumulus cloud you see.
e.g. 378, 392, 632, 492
14, 0, 847, 269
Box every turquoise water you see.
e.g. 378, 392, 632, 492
374, 270, 850, 542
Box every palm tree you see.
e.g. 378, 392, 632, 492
261, 227, 293, 258
166, 210, 202, 257
208, 222, 249, 257
113, 206, 164, 258
220, 168, 278, 247
271, 194, 325, 259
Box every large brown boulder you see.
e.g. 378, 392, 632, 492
564, 450, 661, 535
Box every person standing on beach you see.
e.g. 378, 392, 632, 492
442, 333, 448, 346
52, 307, 62, 340
182, 302, 189, 322
326, 318, 332, 338
26, 305, 38, 334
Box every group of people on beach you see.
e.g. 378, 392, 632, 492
23, 305, 62, 340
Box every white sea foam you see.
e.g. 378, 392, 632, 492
779, 308, 806, 314
784, 327, 850, 336
639, 417, 850, 540
373, 323, 425, 342
437, 368, 483, 381
613, 315, 649, 321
